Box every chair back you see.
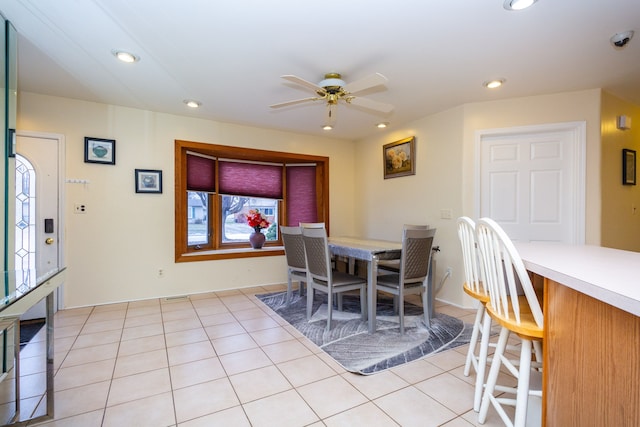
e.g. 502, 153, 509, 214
299, 222, 325, 229
280, 226, 306, 271
475, 218, 543, 328
301, 227, 332, 283
457, 217, 486, 296
400, 227, 436, 284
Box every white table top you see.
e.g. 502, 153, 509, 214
514, 242, 640, 317
328, 237, 402, 261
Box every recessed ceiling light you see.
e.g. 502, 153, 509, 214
112, 50, 139, 63
184, 100, 201, 108
483, 79, 505, 89
322, 125, 333, 131
376, 122, 389, 129
503, 0, 537, 11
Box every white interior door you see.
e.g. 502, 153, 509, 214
15, 132, 64, 318
477, 122, 585, 244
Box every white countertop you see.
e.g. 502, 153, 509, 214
514, 243, 640, 317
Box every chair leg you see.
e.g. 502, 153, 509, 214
398, 291, 405, 334
464, 305, 484, 376
299, 280, 306, 297
306, 283, 314, 320
326, 290, 333, 331
420, 288, 430, 328
360, 285, 367, 321
514, 339, 533, 427
286, 274, 293, 306
337, 293, 343, 311
478, 327, 510, 424
473, 309, 492, 412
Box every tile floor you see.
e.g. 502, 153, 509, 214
8, 285, 519, 426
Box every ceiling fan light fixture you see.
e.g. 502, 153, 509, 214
483, 79, 505, 89
322, 124, 333, 131
184, 100, 201, 108
112, 50, 139, 63
504, 0, 537, 11
376, 122, 389, 129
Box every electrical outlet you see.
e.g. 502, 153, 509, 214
74, 203, 86, 214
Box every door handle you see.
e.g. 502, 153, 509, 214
45, 238, 54, 245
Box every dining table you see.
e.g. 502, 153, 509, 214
327, 236, 402, 333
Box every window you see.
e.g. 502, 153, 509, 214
175, 141, 329, 262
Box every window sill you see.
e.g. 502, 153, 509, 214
176, 246, 285, 262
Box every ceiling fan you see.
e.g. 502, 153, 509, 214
270, 72, 394, 126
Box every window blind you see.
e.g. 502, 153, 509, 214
218, 161, 283, 199
187, 153, 215, 192
286, 165, 317, 225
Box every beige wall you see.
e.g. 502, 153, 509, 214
601, 92, 640, 251
18, 92, 358, 308
355, 89, 603, 308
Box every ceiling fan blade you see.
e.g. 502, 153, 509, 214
281, 75, 324, 93
270, 97, 319, 108
342, 73, 388, 94
347, 96, 395, 113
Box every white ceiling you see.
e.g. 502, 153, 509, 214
1, 0, 639, 141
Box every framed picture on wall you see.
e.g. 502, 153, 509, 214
84, 137, 116, 165
383, 136, 416, 179
135, 169, 163, 193
623, 148, 636, 185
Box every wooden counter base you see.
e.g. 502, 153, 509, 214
544, 278, 640, 426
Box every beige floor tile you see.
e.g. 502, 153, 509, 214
107, 368, 171, 407
261, 339, 314, 363
35, 409, 105, 427
242, 389, 319, 427
178, 405, 251, 427
114, 348, 168, 377
54, 324, 83, 339
167, 341, 216, 366
54, 314, 88, 328
86, 309, 126, 323
164, 327, 209, 348
239, 316, 280, 332
53, 336, 76, 353
160, 300, 193, 313
60, 342, 119, 368
54, 380, 110, 419
390, 358, 444, 384
173, 378, 240, 423
163, 316, 203, 334
440, 416, 476, 426
276, 354, 337, 387
340, 370, 409, 400
103, 392, 175, 427
162, 308, 198, 322
229, 365, 292, 403
198, 311, 236, 326
123, 312, 163, 328
324, 401, 399, 427
55, 358, 115, 390
249, 326, 296, 346
118, 334, 167, 357
194, 304, 230, 317
425, 348, 467, 371
126, 305, 161, 318
212, 333, 258, 355
127, 298, 160, 308
204, 322, 247, 340
170, 357, 227, 390
224, 300, 259, 312
315, 351, 347, 374
218, 348, 273, 376
233, 307, 271, 321
72, 329, 122, 349
415, 372, 476, 414
93, 302, 128, 313
120, 323, 164, 341
297, 375, 368, 419
374, 386, 457, 427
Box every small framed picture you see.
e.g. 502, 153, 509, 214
84, 137, 115, 165
135, 169, 163, 193
623, 148, 636, 185
383, 136, 416, 179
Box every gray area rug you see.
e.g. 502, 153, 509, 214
257, 291, 472, 375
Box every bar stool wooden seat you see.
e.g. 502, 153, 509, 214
476, 218, 543, 427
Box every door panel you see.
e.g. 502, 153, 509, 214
478, 123, 585, 244
16, 133, 62, 318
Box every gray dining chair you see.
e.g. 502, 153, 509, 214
280, 225, 309, 306
376, 226, 436, 333
378, 224, 429, 274
301, 226, 367, 331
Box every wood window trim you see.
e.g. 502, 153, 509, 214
175, 140, 330, 262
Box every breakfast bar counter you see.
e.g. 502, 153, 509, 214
513, 243, 640, 426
